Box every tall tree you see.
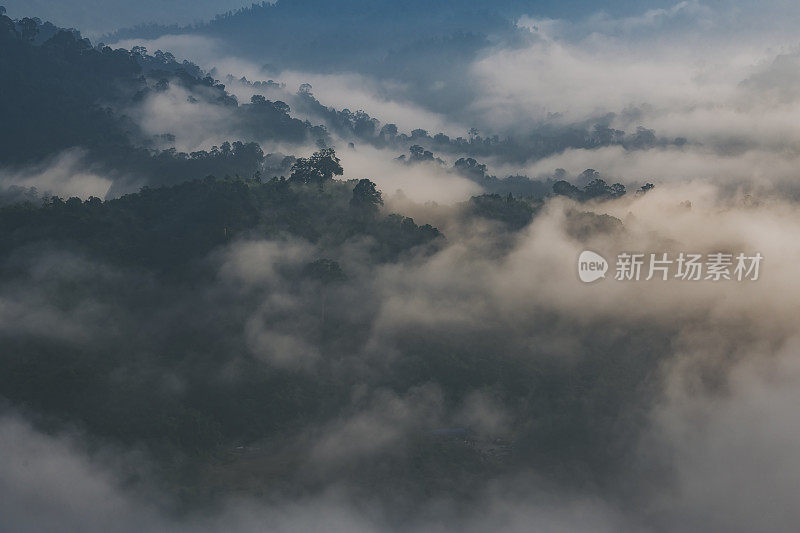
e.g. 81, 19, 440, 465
350, 178, 383, 219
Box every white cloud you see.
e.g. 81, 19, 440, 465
0, 149, 112, 199
338, 145, 481, 204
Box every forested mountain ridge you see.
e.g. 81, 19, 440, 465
0, 11, 664, 202
0, 13, 328, 193
3, 1, 800, 531
0, 171, 442, 271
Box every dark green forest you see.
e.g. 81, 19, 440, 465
0, 11, 660, 508
8, 7, 776, 533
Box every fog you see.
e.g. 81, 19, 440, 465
5, 178, 800, 530
4, 2, 800, 531
0, 150, 112, 200
102, 1, 800, 198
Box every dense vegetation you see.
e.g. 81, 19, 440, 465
0, 8, 665, 518
0, 14, 326, 189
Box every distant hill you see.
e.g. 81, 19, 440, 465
0, 13, 329, 193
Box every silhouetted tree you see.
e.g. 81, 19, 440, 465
583, 178, 611, 199
289, 148, 343, 188
350, 178, 382, 219
380, 123, 398, 139
18, 17, 38, 42
553, 180, 583, 201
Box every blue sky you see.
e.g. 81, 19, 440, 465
1, 0, 678, 35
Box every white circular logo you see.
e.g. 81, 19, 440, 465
578, 250, 608, 283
